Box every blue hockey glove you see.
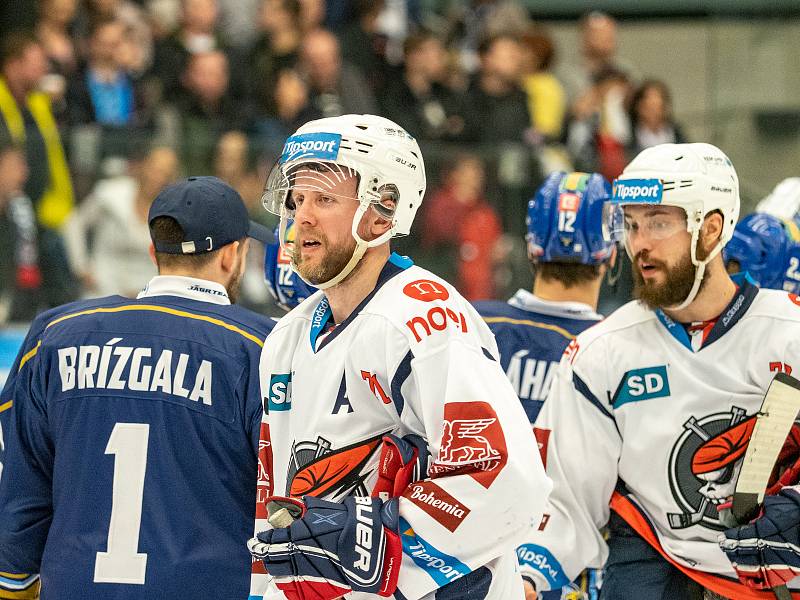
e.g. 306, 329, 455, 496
719, 486, 800, 590
248, 495, 402, 600
372, 433, 429, 500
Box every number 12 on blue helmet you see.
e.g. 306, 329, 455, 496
526, 171, 616, 265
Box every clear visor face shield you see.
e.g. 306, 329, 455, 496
261, 159, 399, 284
602, 202, 689, 256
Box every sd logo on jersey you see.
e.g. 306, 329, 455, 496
268, 373, 292, 411
613, 365, 670, 407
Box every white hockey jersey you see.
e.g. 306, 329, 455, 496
525, 276, 800, 598
251, 255, 550, 600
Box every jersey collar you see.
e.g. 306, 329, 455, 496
655, 273, 758, 352
508, 289, 602, 321
138, 275, 230, 305
309, 253, 412, 352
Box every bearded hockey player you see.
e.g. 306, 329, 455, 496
723, 212, 800, 295
247, 114, 549, 600
524, 142, 800, 599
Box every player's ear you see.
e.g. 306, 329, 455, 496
700, 211, 724, 252
220, 240, 240, 273
148, 243, 158, 268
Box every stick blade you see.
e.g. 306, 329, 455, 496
732, 372, 800, 524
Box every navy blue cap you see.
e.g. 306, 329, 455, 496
149, 176, 274, 254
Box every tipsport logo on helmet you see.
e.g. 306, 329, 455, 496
280, 132, 342, 163
612, 178, 664, 204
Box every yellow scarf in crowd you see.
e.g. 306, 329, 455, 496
0, 77, 73, 229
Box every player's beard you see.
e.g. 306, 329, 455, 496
632, 248, 707, 310
226, 254, 244, 304
292, 232, 358, 286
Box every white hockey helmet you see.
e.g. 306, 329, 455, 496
608, 142, 740, 310
756, 177, 800, 221
262, 114, 426, 289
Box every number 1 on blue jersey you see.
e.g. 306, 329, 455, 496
94, 423, 150, 584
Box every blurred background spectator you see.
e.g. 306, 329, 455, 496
177, 50, 241, 173
420, 153, 503, 300
565, 66, 633, 181
628, 79, 685, 156
77, 0, 153, 76
0, 0, 798, 326
299, 28, 376, 118
338, 0, 393, 98
520, 26, 565, 143
247, 0, 302, 121
63, 145, 179, 298
66, 17, 149, 128
0, 31, 77, 311
380, 29, 465, 141
0, 140, 42, 322
36, 0, 79, 116
461, 34, 531, 144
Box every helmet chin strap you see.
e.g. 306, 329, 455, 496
666, 231, 724, 312
289, 204, 395, 291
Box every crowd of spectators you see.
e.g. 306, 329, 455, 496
0, 0, 686, 319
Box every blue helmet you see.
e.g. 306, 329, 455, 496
526, 171, 615, 265
723, 212, 800, 291
264, 222, 317, 311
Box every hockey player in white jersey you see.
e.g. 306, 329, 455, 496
247, 114, 549, 600
524, 142, 800, 599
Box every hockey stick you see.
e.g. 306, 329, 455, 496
731, 372, 800, 600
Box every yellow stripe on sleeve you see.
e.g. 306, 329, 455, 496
44, 305, 264, 347
482, 316, 575, 340
17, 342, 41, 372
0, 572, 40, 599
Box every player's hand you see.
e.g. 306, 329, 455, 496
719, 485, 800, 589
248, 495, 402, 600
372, 433, 429, 499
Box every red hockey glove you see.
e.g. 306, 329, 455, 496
371, 433, 429, 500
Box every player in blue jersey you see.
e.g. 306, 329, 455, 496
0, 176, 275, 600
474, 171, 616, 600
723, 211, 800, 294
264, 221, 317, 311
474, 171, 616, 423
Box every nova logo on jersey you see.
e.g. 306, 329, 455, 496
403, 482, 471, 532
406, 306, 468, 343
613, 365, 670, 407
667, 406, 757, 531
268, 373, 292, 411
429, 401, 508, 488
403, 279, 449, 302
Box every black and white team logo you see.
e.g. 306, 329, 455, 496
667, 406, 756, 531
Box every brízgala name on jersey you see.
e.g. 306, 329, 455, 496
56, 337, 213, 405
